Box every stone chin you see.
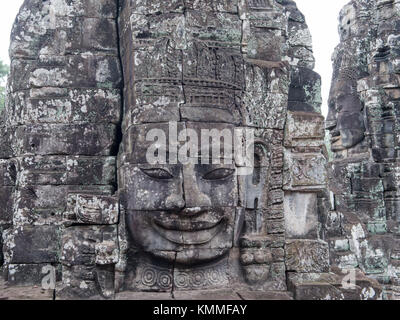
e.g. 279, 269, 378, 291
126, 210, 233, 266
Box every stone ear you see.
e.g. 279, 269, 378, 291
244, 141, 269, 211
239, 142, 274, 286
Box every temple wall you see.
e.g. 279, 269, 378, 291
0, 0, 122, 298
1, 0, 397, 300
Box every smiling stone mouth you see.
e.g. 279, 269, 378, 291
152, 218, 225, 245
330, 134, 345, 150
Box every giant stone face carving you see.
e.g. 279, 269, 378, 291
326, 71, 366, 152
117, 0, 289, 292
325, 0, 400, 301
326, 1, 374, 157
119, 6, 245, 266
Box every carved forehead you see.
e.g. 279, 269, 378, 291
339, 3, 357, 25
334, 78, 357, 95
124, 8, 246, 124
130, 32, 245, 88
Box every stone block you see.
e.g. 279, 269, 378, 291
0, 160, 16, 186
247, 13, 287, 39
10, 54, 121, 91
9, 0, 118, 57
330, 251, 359, 270
7, 264, 61, 286
8, 226, 60, 264
267, 219, 285, 235
284, 111, 325, 147
284, 192, 319, 239
285, 240, 329, 273
57, 264, 114, 299
17, 156, 116, 186
0, 278, 54, 300
122, 0, 184, 15
8, 88, 121, 125
287, 19, 313, 49
69, 194, 119, 225
327, 161, 353, 195
241, 264, 270, 285
243, 68, 288, 129
284, 151, 327, 191
127, 103, 181, 127
0, 187, 14, 225
14, 124, 117, 156
0, 127, 14, 159
61, 225, 118, 267
288, 67, 322, 113
352, 177, 383, 193
95, 241, 119, 265
14, 185, 114, 226
78, 17, 119, 53
287, 271, 383, 300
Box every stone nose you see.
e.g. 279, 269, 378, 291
325, 100, 337, 131
182, 164, 212, 208
165, 193, 185, 211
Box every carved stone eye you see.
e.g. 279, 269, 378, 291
141, 168, 173, 180
203, 168, 235, 181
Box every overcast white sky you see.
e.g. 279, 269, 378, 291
0, 0, 350, 117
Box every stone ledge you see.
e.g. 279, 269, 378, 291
116, 289, 293, 300
0, 279, 53, 300
0, 280, 294, 300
